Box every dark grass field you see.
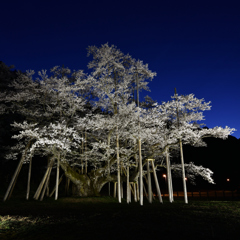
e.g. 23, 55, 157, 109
0, 193, 240, 240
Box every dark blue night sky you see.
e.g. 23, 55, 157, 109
1, 0, 240, 138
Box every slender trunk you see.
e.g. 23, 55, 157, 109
180, 139, 188, 203
26, 157, 32, 200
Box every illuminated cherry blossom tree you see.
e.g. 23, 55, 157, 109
0, 44, 235, 204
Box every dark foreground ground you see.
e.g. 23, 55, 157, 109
0, 194, 240, 240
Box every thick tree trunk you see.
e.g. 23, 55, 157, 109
59, 160, 139, 197
60, 161, 109, 197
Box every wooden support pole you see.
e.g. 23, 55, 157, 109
144, 175, 156, 201
81, 132, 84, 174
7, 161, 23, 200
114, 182, 117, 198
34, 158, 54, 200
147, 160, 152, 203
134, 183, 137, 202
150, 159, 163, 203
49, 174, 64, 197
85, 131, 87, 174
169, 161, 174, 202
116, 127, 121, 203
34, 166, 50, 200
55, 155, 60, 200
40, 164, 53, 201
143, 181, 148, 200
26, 157, 32, 200
138, 139, 143, 205
121, 182, 123, 198
3, 141, 32, 202
175, 88, 188, 204
179, 139, 188, 204
165, 147, 173, 203
128, 183, 131, 203
136, 181, 139, 201
136, 72, 143, 206
108, 161, 110, 197
46, 177, 50, 197
130, 183, 134, 195
127, 165, 130, 203
107, 132, 111, 197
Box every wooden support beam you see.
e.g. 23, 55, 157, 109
26, 157, 32, 200
150, 159, 163, 203
49, 174, 64, 197
147, 160, 152, 203
3, 141, 32, 202
55, 155, 60, 200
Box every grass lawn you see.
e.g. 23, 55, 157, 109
0, 194, 240, 240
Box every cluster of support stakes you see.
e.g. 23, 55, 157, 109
112, 158, 187, 204
3, 154, 62, 202
113, 159, 163, 203
3, 156, 189, 205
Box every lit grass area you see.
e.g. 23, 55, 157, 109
0, 196, 240, 240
